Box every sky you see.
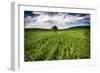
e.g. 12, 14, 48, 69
24, 11, 90, 29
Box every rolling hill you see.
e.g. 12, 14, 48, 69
24, 26, 90, 61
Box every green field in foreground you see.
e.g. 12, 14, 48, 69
24, 26, 90, 61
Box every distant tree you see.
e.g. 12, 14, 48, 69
51, 26, 58, 30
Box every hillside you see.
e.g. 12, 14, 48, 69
24, 26, 90, 61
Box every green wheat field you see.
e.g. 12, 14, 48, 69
24, 26, 90, 62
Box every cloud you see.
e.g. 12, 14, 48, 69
32, 12, 45, 15
24, 16, 33, 26
24, 11, 90, 29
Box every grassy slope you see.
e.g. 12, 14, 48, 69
24, 26, 90, 61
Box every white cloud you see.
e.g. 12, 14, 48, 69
24, 16, 33, 26
36, 14, 51, 22
25, 12, 89, 29
32, 11, 45, 15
